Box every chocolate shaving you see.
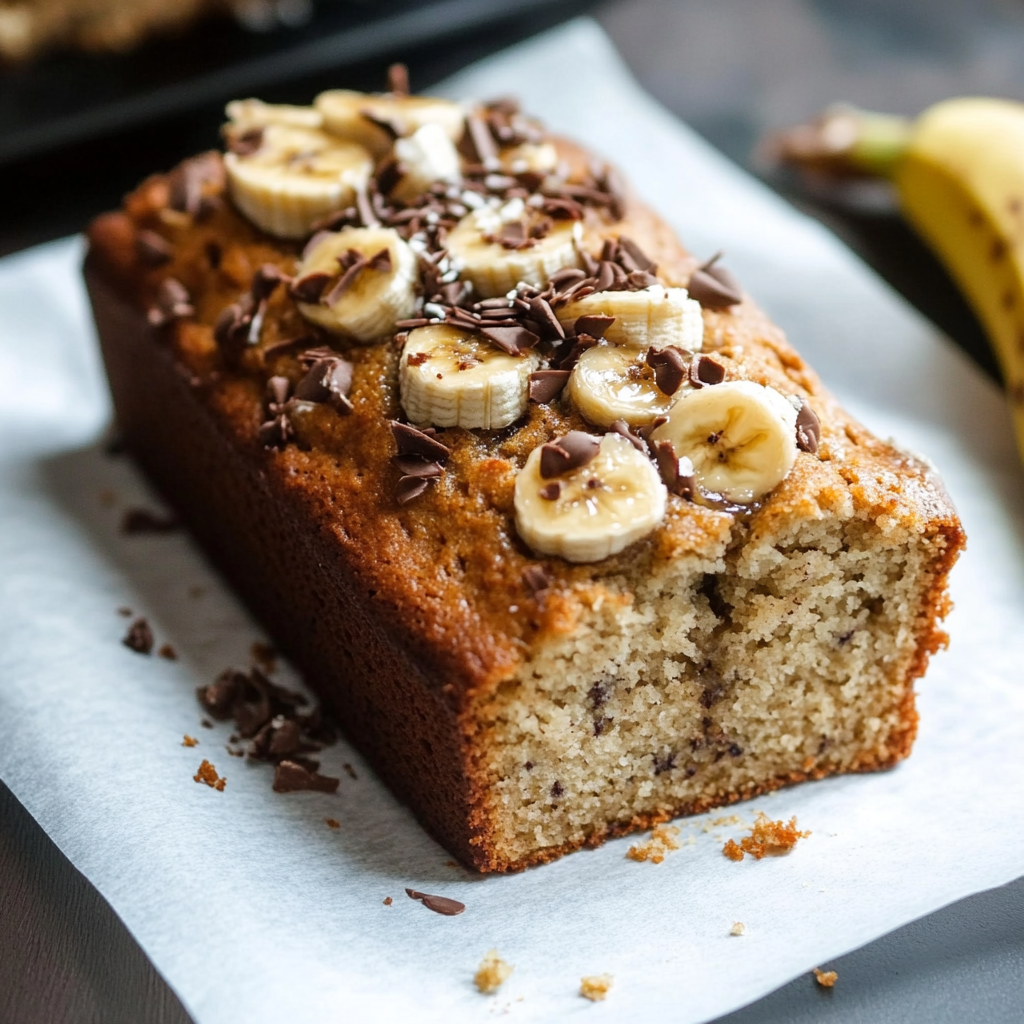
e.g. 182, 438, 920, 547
465, 113, 500, 170
266, 375, 291, 408
391, 421, 450, 461
323, 253, 368, 306
121, 509, 179, 534
405, 889, 465, 916
522, 565, 551, 595
478, 324, 539, 356
290, 272, 332, 303
646, 346, 689, 396
549, 267, 586, 288
688, 254, 742, 308
135, 230, 173, 266
539, 431, 601, 479
396, 476, 430, 504
795, 401, 821, 454
167, 152, 224, 217
226, 126, 264, 156
539, 481, 561, 500
608, 419, 648, 454
616, 236, 657, 274
147, 278, 194, 327
528, 369, 570, 404
393, 455, 443, 479
355, 183, 380, 228
690, 354, 726, 388
273, 760, 340, 794
574, 314, 615, 340
528, 296, 564, 339
122, 617, 154, 655
251, 263, 285, 303
652, 440, 696, 499
294, 357, 354, 412
258, 413, 293, 449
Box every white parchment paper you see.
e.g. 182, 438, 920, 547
2, 19, 1023, 1024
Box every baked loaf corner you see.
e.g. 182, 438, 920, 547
84, 77, 963, 871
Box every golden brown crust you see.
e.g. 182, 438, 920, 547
85, 136, 963, 872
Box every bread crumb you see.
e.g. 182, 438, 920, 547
580, 974, 612, 1001
383, 896, 393, 905
325, 818, 340, 829
626, 824, 680, 863
182, 735, 198, 747
722, 812, 810, 861
446, 859, 459, 868
193, 759, 225, 791
343, 763, 358, 779
251, 641, 276, 674
475, 949, 513, 994
730, 922, 745, 936
813, 968, 838, 988
158, 643, 177, 660
117, 606, 132, 617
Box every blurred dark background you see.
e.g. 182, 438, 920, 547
3, 2, 1024, 1022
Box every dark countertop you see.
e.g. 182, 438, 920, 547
2, 1, 1023, 1020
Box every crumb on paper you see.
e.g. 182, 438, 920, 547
383, 896, 393, 905
627, 824, 680, 863
200, 718, 214, 729
580, 974, 612, 1002
325, 818, 340, 829
193, 759, 225, 791
730, 922, 745, 936
343, 762, 358, 780
122, 617, 154, 655
182, 735, 198, 747
703, 814, 743, 833
158, 643, 177, 660
813, 968, 838, 988
722, 812, 810, 861
475, 949, 513, 994
251, 640, 276, 674
446, 859, 459, 869
117, 606, 132, 617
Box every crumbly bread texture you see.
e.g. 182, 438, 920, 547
85, 92, 963, 873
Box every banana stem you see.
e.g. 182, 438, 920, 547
768, 106, 913, 180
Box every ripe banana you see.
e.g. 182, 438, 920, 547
223, 123, 373, 239
773, 97, 1024, 466
293, 227, 419, 342
648, 380, 798, 504
568, 344, 677, 429
514, 432, 667, 562
225, 98, 324, 131
391, 122, 462, 204
314, 89, 465, 157
399, 324, 538, 430
446, 199, 582, 298
558, 286, 704, 351
501, 141, 559, 175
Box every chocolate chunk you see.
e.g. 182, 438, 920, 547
795, 401, 821, 454
627, 270, 660, 289
294, 357, 354, 412
396, 476, 430, 504
122, 617, 154, 655
405, 889, 465, 916
539, 431, 601, 479
528, 296, 564, 340
390, 421, 450, 461
393, 455, 443, 479
197, 669, 243, 720
386, 62, 409, 96
573, 314, 615, 340
646, 346, 689, 396
135, 230, 173, 266
690, 354, 726, 388
652, 440, 695, 499
167, 152, 224, 216
539, 481, 561, 500
554, 332, 598, 371
496, 220, 527, 248
478, 324, 539, 355
616, 236, 657, 274
465, 113, 499, 169
121, 509, 179, 534
522, 564, 551, 595
272, 760, 340, 794
688, 255, 742, 308
608, 419, 648, 453
528, 369, 570, 404
288, 270, 335, 305
251, 263, 285, 303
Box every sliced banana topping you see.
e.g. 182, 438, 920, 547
648, 380, 798, 504
314, 89, 465, 157
225, 98, 324, 130
446, 200, 582, 298
568, 344, 677, 429
558, 285, 704, 350
515, 432, 667, 563
501, 141, 559, 175
293, 227, 419, 342
399, 324, 538, 430
391, 122, 462, 204
224, 124, 373, 239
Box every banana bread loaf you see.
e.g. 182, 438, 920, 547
84, 70, 964, 872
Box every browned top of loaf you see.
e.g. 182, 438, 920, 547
86, 139, 962, 704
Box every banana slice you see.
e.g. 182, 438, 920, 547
224, 124, 373, 239
225, 98, 324, 130
294, 227, 419, 342
391, 122, 462, 204
558, 285, 704, 350
446, 200, 582, 299
568, 344, 678, 429
501, 141, 559, 174
399, 324, 538, 429
648, 380, 798, 504
314, 89, 465, 157
515, 432, 667, 563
